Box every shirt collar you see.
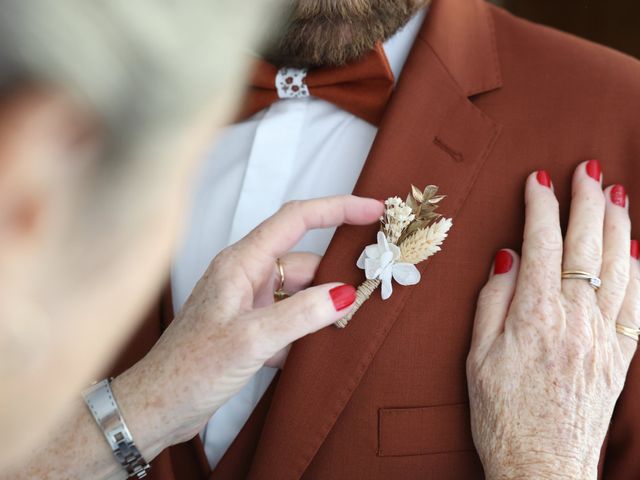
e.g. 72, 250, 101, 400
382, 7, 429, 83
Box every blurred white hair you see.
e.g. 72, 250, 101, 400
0, 0, 282, 231
0, 0, 279, 144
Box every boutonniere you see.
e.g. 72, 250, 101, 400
336, 185, 453, 328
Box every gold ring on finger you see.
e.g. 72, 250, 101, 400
616, 323, 640, 342
561, 270, 602, 291
274, 258, 289, 302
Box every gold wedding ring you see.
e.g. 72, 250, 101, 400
561, 270, 602, 291
616, 323, 640, 342
274, 258, 289, 302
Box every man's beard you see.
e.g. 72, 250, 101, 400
262, 0, 429, 69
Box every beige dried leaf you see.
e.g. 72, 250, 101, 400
399, 217, 453, 265
406, 192, 418, 211
422, 185, 439, 199
411, 184, 424, 203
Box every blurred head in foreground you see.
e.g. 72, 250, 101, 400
0, 0, 279, 467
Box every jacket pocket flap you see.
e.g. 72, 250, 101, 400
378, 403, 475, 457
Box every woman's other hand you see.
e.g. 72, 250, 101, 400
468, 161, 639, 479
112, 195, 384, 460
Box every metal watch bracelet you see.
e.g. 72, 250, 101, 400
82, 378, 151, 479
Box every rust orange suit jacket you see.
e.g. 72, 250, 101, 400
109, 0, 640, 478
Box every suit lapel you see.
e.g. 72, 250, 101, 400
223, 1, 504, 478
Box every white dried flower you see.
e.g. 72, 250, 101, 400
356, 232, 420, 300
382, 196, 415, 243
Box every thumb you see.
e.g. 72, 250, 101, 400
246, 283, 356, 359
469, 249, 520, 367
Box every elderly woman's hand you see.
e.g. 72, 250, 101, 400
467, 161, 638, 479
110, 195, 383, 461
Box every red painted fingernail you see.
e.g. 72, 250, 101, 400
493, 250, 513, 275
536, 170, 551, 188
586, 160, 601, 182
610, 184, 627, 207
632, 240, 639, 260
329, 285, 356, 311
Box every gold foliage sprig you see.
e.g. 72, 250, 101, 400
398, 185, 446, 244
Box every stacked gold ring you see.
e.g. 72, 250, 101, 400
561, 270, 602, 290
561, 271, 638, 341
616, 323, 640, 342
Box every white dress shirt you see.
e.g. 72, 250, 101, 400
171, 8, 427, 469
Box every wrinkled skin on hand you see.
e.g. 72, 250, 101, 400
112, 196, 383, 457
468, 162, 639, 479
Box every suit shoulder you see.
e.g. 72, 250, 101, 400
487, 3, 640, 99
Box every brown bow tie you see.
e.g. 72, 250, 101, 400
238, 43, 394, 126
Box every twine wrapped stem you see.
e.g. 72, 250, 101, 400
334, 279, 381, 328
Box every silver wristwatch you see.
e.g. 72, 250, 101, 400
82, 379, 151, 479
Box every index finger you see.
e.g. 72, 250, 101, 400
234, 195, 384, 259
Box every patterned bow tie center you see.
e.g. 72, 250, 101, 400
276, 68, 310, 99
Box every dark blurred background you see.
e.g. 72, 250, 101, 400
492, 0, 640, 59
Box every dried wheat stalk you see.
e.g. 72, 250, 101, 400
399, 217, 453, 264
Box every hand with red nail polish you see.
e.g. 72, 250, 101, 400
104, 196, 380, 463
468, 162, 639, 480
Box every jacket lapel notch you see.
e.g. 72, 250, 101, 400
419, 0, 503, 97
